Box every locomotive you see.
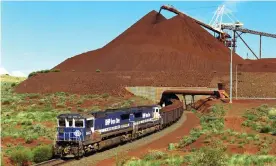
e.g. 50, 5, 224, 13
54, 101, 183, 158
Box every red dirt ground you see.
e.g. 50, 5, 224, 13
15, 9, 276, 96
184, 99, 276, 155
1, 137, 52, 149
96, 112, 200, 166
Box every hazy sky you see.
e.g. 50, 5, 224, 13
1, 1, 276, 76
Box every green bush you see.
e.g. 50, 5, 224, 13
11, 83, 17, 87
77, 107, 84, 112
10, 149, 33, 165
168, 143, 176, 151
28, 69, 60, 78
20, 119, 33, 126
32, 145, 53, 163
143, 150, 167, 161
102, 93, 109, 98
56, 103, 66, 108
96, 69, 101, 72
260, 125, 272, 133
25, 135, 38, 144
51, 69, 60, 72
1, 99, 11, 105
28, 72, 37, 78
228, 154, 276, 166
189, 146, 228, 166
164, 155, 185, 166
243, 113, 258, 121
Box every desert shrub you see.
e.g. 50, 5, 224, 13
28, 72, 37, 78
168, 143, 176, 151
164, 155, 185, 166
32, 145, 53, 163
189, 146, 228, 166
179, 128, 202, 148
115, 152, 131, 166
51, 69, 60, 72
27, 93, 39, 99
242, 120, 252, 127
260, 125, 272, 133
25, 134, 38, 144
77, 108, 84, 112
228, 154, 276, 166
38, 99, 45, 105
102, 93, 109, 98
143, 150, 167, 161
76, 100, 83, 105
39, 112, 58, 121
56, 103, 66, 108
96, 69, 101, 72
20, 119, 33, 126
221, 135, 227, 140
125, 159, 161, 166
11, 83, 17, 87
10, 149, 33, 165
25, 112, 35, 119
90, 106, 100, 111
1, 99, 11, 105
28, 69, 60, 78
244, 113, 258, 121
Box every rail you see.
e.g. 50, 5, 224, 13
33, 159, 73, 166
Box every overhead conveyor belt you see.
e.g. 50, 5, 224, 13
221, 25, 276, 38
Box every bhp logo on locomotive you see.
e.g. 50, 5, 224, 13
105, 118, 120, 126
142, 113, 151, 118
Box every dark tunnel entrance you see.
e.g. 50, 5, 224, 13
159, 93, 180, 106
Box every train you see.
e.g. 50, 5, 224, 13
54, 100, 184, 158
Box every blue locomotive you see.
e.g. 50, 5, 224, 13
54, 101, 183, 158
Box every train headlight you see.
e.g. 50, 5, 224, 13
64, 147, 70, 154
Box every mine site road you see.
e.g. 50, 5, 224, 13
41, 112, 189, 166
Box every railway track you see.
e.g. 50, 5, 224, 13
34, 112, 188, 166
33, 158, 74, 166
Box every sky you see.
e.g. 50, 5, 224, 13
1, 1, 276, 77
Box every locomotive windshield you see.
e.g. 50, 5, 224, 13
58, 118, 65, 127
86, 119, 94, 129
75, 120, 84, 128
57, 117, 85, 128
68, 118, 73, 127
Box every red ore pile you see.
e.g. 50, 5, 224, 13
15, 10, 276, 96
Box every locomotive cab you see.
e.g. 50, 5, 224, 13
57, 115, 86, 142
55, 113, 95, 157
153, 106, 161, 119
56, 113, 96, 142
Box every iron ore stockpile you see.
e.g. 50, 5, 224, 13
15, 10, 276, 97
